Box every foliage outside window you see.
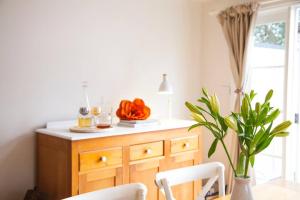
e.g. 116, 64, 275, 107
254, 22, 285, 48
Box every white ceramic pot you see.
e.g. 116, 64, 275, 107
230, 177, 253, 200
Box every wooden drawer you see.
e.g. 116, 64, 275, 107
79, 147, 122, 171
171, 136, 198, 154
129, 141, 163, 161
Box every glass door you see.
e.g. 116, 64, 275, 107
247, 7, 289, 184
285, 5, 300, 183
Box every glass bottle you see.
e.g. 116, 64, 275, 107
78, 81, 92, 128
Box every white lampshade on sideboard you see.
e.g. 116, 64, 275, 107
158, 74, 173, 119
158, 74, 173, 94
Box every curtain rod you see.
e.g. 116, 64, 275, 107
208, 0, 300, 16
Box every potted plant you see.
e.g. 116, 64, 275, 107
185, 89, 292, 200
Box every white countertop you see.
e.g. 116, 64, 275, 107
36, 119, 196, 141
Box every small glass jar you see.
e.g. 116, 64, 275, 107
91, 106, 101, 126
96, 106, 113, 129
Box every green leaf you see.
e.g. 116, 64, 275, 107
265, 89, 273, 102
255, 102, 261, 113
198, 97, 209, 104
237, 134, 252, 142
251, 124, 272, 153
195, 105, 213, 118
245, 94, 252, 105
264, 109, 280, 124
252, 129, 264, 147
188, 123, 201, 131
241, 97, 249, 122
191, 112, 205, 123
250, 90, 256, 100
255, 136, 274, 154
209, 94, 220, 115
237, 121, 244, 134
273, 131, 289, 137
250, 129, 267, 154
250, 155, 255, 167
202, 124, 222, 139
256, 125, 270, 144
224, 116, 238, 132
198, 97, 214, 115
265, 122, 273, 134
231, 112, 246, 127
202, 88, 209, 97
185, 102, 202, 115
257, 106, 269, 124
208, 139, 218, 158
271, 121, 292, 134
256, 133, 269, 149
205, 122, 222, 133
217, 115, 228, 133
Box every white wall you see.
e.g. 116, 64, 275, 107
0, 0, 202, 199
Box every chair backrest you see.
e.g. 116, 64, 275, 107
155, 162, 225, 200
62, 183, 147, 200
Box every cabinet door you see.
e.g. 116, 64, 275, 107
168, 152, 201, 200
159, 136, 202, 200
129, 159, 160, 200
78, 167, 122, 194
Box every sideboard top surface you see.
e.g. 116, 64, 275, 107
36, 119, 195, 141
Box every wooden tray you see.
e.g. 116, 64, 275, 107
69, 126, 114, 133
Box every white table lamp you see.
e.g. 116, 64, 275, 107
158, 74, 173, 119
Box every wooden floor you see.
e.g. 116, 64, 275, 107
215, 179, 300, 200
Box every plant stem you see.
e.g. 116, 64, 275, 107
244, 156, 250, 178
220, 139, 237, 177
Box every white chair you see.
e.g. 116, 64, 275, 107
62, 183, 147, 200
155, 162, 225, 200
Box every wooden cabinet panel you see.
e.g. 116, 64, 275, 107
130, 160, 160, 200
37, 127, 202, 200
79, 147, 122, 171
79, 167, 122, 194
171, 136, 198, 154
129, 141, 163, 161
37, 134, 71, 200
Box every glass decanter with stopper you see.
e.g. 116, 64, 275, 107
78, 81, 92, 128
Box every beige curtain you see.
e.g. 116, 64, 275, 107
217, 2, 259, 193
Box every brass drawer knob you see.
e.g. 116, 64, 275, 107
99, 156, 107, 162
183, 142, 190, 148
145, 148, 153, 155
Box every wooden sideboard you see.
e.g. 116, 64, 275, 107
36, 120, 202, 200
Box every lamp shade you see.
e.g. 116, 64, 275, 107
158, 74, 173, 94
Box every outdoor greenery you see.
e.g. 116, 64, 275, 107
185, 89, 292, 178
254, 22, 285, 48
